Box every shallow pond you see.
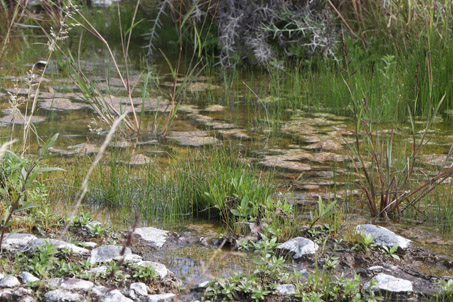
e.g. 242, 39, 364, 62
1, 7, 453, 292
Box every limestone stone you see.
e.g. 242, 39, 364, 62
135, 261, 168, 279
133, 227, 169, 249
276, 284, 296, 295
19, 272, 39, 284
356, 224, 411, 249
90, 245, 141, 265
129, 282, 149, 296
100, 289, 133, 302
2, 233, 37, 251
363, 273, 413, 295
146, 293, 176, 302
46, 278, 94, 291
23, 239, 89, 255
0, 276, 20, 288
0, 287, 35, 302
277, 237, 319, 259
43, 289, 84, 302
168, 131, 218, 147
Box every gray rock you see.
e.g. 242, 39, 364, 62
91, 286, 108, 299
276, 284, 296, 295
100, 289, 133, 302
43, 289, 84, 302
19, 272, 39, 284
0, 273, 3, 280
135, 261, 168, 279
2, 233, 37, 251
0, 276, 20, 288
129, 282, 149, 296
80, 242, 97, 248
277, 237, 319, 259
133, 227, 169, 249
145, 293, 176, 302
367, 266, 386, 273
46, 278, 94, 291
364, 273, 413, 294
22, 239, 89, 255
356, 224, 411, 249
0, 287, 35, 302
90, 245, 142, 265
90, 266, 108, 274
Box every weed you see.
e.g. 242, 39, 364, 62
381, 244, 400, 260
88, 224, 107, 238
0, 135, 62, 249
131, 263, 158, 283
437, 279, 453, 300
72, 213, 92, 227
352, 233, 376, 252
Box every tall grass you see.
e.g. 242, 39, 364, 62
58, 146, 296, 235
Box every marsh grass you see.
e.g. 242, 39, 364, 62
54, 145, 297, 236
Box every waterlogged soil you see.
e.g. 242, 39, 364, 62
1, 53, 453, 300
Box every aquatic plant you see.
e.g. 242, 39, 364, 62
339, 31, 453, 220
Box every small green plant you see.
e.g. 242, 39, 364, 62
131, 264, 158, 282
309, 197, 336, 230
89, 224, 106, 238
72, 213, 92, 227
352, 233, 376, 252
27, 242, 58, 278
437, 279, 453, 300
381, 244, 400, 260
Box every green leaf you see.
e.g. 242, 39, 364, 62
39, 133, 59, 158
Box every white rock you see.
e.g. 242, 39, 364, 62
0, 273, 3, 280
3, 233, 37, 251
80, 242, 97, 248
276, 284, 296, 295
129, 282, 149, 296
368, 266, 385, 272
0, 276, 20, 288
92, 285, 108, 298
0, 287, 34, 301
43, 289, 84, 302
135, 261, 168, 278
100, 289, 133, 302
90, 245, 142, 265
146, 293, 176, 302
133, 227, 169, 249
90, 266, 108, 274
356, 224, 411, 249
23, 239, 89, 255
19, 272, 39, 284
364, 273, 413, 294
277, 237, 319, 259
46, 278, 94, 291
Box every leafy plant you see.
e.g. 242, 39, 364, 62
437, 279, 453, 300
352, 233, 376, 252
381, 244, 400, 260
309, 197, 337, 230
72, 213, 92, 227
131, 264, 158, 282
88, 224, 106, 238
0, 135, 62, 249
